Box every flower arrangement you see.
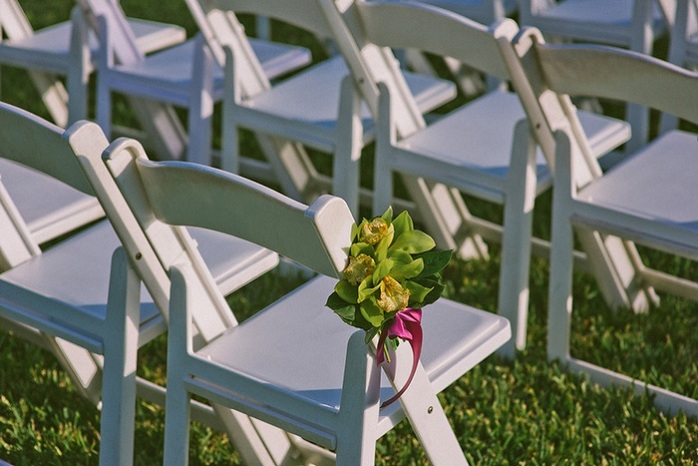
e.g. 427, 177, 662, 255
326, 207, 452, 406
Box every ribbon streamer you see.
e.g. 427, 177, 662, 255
376, 307, 423, 408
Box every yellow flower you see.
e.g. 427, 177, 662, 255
343, 253, 375, 286
377, 276, 410, 313
360, 217, 390, 245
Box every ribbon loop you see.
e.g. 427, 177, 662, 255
375, 307, 423, 408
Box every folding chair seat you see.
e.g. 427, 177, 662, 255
0, 157, 104, 245
518, 0, 675, 152
184, 0, 457, 216
0, 101, 279, 465
88, 138, 511, 464
319, 0, 639, 356
508, 28, 698, 416
0, 0, 186, 127
83, 0, 312, 166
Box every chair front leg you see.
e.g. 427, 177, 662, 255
100, 247, 140, 466
547, 130, 578, 362
497, 119, 537, 357
336, 331, 381, 466
381, 336, 468, 465
334, 75, 363, 217
188, 34, 214, 166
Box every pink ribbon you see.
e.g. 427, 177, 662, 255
376, 307, 423, 408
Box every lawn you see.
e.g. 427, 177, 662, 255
0, 1, 696, 464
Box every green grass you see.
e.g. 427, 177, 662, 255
1, 1, 697, 464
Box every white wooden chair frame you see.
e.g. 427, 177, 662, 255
185, 0, 459, 218
0, 0, 186, 127
510, 29, 698, 417
87, 0, 312, 166
518, 0, 676, 153
0, 102, 285, 464
318, 0, 648, 356
90, 147, 510, 464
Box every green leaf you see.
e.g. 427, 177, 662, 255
416, 249, 453, 277
350, 242, 373, 258
411, 276, 445, 307
372, 257, 394, 282
389, 230, 435, 254
359, 297, 385, 327
404, 280, 434, 305
374, 230, 392, 262
357, 278, 381, 302
335, 280, 359, 304
325, 293, 357, 324
391, 210, 413, 238
380, 206, 393, 224
390, 257, 424, 280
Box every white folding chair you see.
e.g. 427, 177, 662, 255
518, 0, 675, 153
91, 146, 511, 464
185, 0, 457, 216
0, 101, 279, 465
0, 0, 186, 127
84, 0, 312, 165
510, 29, 698, 416
319, 0, 641, 356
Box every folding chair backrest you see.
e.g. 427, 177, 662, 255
535, 45, 698, 125
0, 103, 101, 268
104, 148, 352, 279
357, 0, 519, 133
75, 137, 239, 340
500, 27, 603, 186
76, 0, 144, 65
355, 0, 516, 81
186, 0, 333, 98
506, 28, 698, 186
318, 0, 427, 137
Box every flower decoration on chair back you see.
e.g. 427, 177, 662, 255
326, 207, 452, 406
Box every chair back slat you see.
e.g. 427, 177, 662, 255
0, 103, 98, 196
318, 0, 426, 137
206, 0, 335, 39
92, 139, 237, 339
133, 159, 352, 278
77, 0, 143, 64
537, 44, 698, 126
357, 1, 518, 80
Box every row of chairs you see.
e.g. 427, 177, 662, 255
0, 0, 697, 464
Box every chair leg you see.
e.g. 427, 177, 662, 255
96, 78, 113, 139
188, 34, 214, 165
334, 76, 362, 217
497, 119, 537, 357
67, 4, 90, 125
222, 46, 241, 173
373, 83, 396, 216
385, 342, 469, 465
99, 248, 140, 466
164, 266, 195, 466
163, 378, 193, 466
336, 331, 380, 466
547, 132, 577, 362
